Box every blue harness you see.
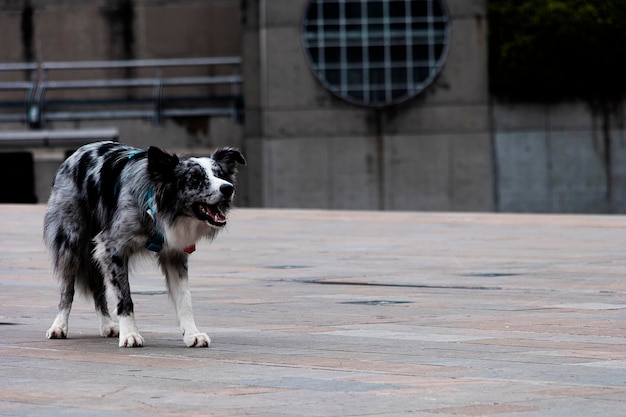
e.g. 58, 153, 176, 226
116, 150, 195, 254
117, 150, 164, 252
144, 185, 165, 252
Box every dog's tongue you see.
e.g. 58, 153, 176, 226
197, 203, 226, 224
211, 210, 226, 223
206, 205, 227, 224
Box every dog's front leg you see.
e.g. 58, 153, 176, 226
93, 234, 144, 348
160, 252, 210, 348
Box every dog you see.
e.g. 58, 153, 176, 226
44, 141, 246, 347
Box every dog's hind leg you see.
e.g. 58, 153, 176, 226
94, 287, 119, 338
93, 233, 143, 347
160, 252, 210, 348
86, 261, 119, 337
46, 276, 75, 339
96, 302, 119, 338
45, 225, 80, 340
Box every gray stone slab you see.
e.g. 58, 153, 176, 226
611, 129, 626, 212
384, 133, 493, 211
549, 131, 607, 191
495, 131, 550, 212
263, 137, 331, 208
1, 206, 625, 417
262, 0, 308, 28
384, 104, 491, 135
432, 17, 489, 104
446, 0, 487, 18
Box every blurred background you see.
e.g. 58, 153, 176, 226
0, 0, 624, 213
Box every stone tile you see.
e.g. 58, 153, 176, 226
425, 404, 537, 416
0, 205, 624, 416
494, 131, 550, 212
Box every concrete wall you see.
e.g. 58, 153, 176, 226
2, 0, 623, 213
0, 0, 242, 107
0, 0, 245, 204
0, 0, 241, 62
241, 0, 625, 214
242, 0, 494, 211
493, 101, 626, 213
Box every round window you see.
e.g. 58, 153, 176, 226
301, 0, 450, 107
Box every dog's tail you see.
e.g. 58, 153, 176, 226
44, 209, 107, 302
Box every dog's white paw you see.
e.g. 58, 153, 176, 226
184, 332, 211, 348
119, 333, 144, 348
46, 326, 67, 339
101, 323, 119, 338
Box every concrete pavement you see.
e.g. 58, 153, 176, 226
0, 205, 624, 416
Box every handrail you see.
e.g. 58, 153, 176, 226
0, 62, 38, 71
0, 57, 243, 127
42, 75, 242, 89
0, 128, 119, 148
0, 81, 35, 90
40, 57, 241, 70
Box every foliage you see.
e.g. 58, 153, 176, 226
488, 0, 626, 103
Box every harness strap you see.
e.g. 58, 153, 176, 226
145, 186, 165, 252
132, 150, 195, 254
114, 149, 195, 254
113, 150, 147, 198
144, 187, 195, 254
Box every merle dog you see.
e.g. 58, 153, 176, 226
44, 141, 246, 347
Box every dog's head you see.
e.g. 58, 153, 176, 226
147, 146, 246, 229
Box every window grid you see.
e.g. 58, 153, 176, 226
405, 0, 414, 93
339, 1, 348, 97
361, 0, 370, 103
302, 0, 450, 107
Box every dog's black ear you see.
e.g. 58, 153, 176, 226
211, 147, 247, 171
148, 146, 179, 182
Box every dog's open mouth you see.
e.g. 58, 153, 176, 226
192, 202, 227, 227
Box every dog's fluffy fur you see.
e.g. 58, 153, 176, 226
44, 141, 245, 347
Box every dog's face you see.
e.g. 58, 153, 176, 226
148, 147, 246, 228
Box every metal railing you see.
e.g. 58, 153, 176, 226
0, 57, 243, 128
0, 128, 119, 149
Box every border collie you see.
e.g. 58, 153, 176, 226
44, 141, 246, 347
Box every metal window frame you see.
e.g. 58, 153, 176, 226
0, 57, 243, 127
301, 0, 450, 108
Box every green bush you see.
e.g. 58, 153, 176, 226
488, 0, 626, 103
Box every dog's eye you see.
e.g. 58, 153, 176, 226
213, 167, 228, 180
189, 170, 205, 186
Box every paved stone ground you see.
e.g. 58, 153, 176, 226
0, 205, 624, 416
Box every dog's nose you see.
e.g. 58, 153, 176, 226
220, 183, 234, 198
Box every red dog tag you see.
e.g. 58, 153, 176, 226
184, 245, 196, 254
